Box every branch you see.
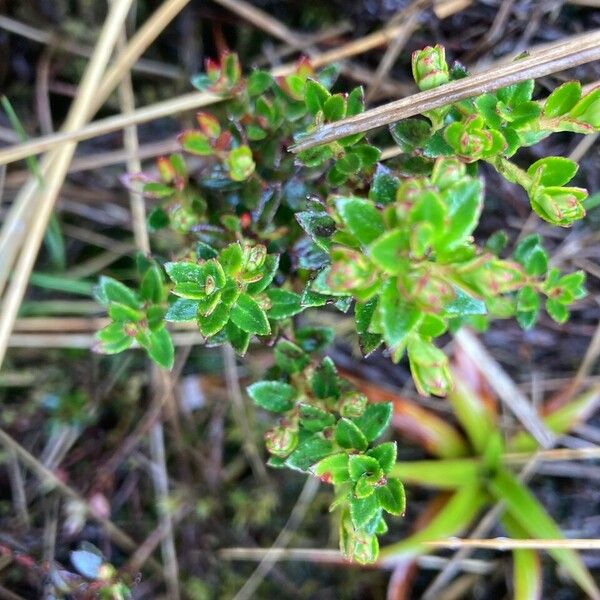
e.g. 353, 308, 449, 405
289, 29, 600, 153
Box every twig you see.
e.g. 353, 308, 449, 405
117, 26, 149, 254
569, 131, 599, 163
289, 30, 600, 152
0, 91, 222, 167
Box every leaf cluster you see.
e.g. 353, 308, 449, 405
247, 333, 403, 564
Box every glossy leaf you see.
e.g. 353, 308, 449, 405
353, 403, 392, 442
376, 478, 406, 516
336, 197, 385, 246
247, 380, 296, 413
230, 293, 270, 335
266, 289, 303, 319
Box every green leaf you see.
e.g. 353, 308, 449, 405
367, 442, 397, 474
489, 468, 599, 599
311, 357, 340, 399
219, 243, 244, 276
335, 152, 361, 175
502, 514, 543, 600
391, 458, 480, 489
513, 234, 548, 276
97, 276, 140, 309
247, 380, 296, 413
274, 340, 309, 374
569, 87, 600, 127
438, 179, 483, 250
527, 157, 578, 187
444, 287, 487, 317
544, 81, 581, 117
305, 78, 331, 115
298, 403, 336, 432
311, 452, 350, 484
108, 302, 142, 323
95, 323, 133, 354
376, 478, 405, 516
349, 493, 380, 529
546, 298, 569, 324
179, 130, 213, 155
390, 118, 431, 152
369, 164, 399, 205
148, 207, 170, 230
336, 197, 384, 246
165, 260, 225, 299
336, 418, 368, 451
140, 265, 164, 304
368, 230, 407, 274
379, 279, 421, 352
225, 321, 251, 356
165, 298, 199, 322
230, 293, 270, 335
352, 403, 392, 442
497, 79, 534, 107
296, 211, 336, 251
323, 94, 346, 121
285, 432, 333, 472
266, 289, 303, 319
346, 86, 365, 116
352, 144, 380, 168
348, 455, 382, 481
247, 70, 273, 95
146, 327, 174, 369
197, 281, 238, 336
246, 254, 280, 295
448, 378, 497, 454
509, 387, 600, 453
355, 297, 378, 334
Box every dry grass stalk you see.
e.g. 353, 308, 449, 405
0, 0, 192, 295
213, 0, 304, 47
290, 29, 600, 152
0, 0, 136, 370
0, 14, 181, 80
0, 20, 415, 168
423, 538, 600, 551
455, 329, 554, 447
433, 0, 473, 19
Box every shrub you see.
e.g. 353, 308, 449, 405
94, 46, 598, 564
